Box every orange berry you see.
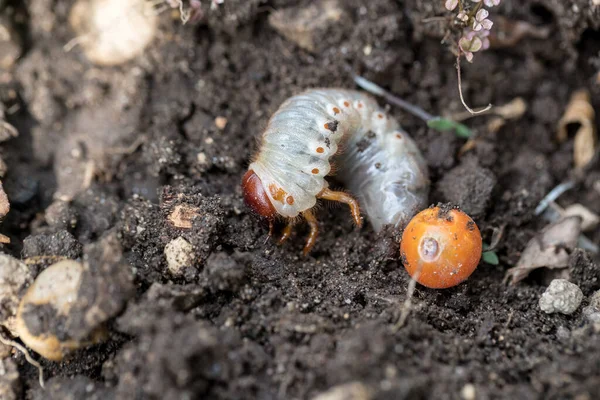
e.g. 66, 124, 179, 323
400, 206, 482, 289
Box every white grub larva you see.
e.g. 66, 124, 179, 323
242, 89, 429, 254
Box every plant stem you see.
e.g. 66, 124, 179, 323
456, 53, 492, 114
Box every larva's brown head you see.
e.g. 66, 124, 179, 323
242, 170, 276, 219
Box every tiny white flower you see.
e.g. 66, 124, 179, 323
484, 0, 501, 7
445, 0, 459, 11
473, 9, 493, 31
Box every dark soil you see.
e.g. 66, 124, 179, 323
1, 0, 600, 399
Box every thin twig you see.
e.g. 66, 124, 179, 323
0, 333, 45, 388
353, 75, 435, 122
534, 180, 576, 215
456, 54, 492, 115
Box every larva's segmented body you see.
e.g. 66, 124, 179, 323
243, 89, 429, 254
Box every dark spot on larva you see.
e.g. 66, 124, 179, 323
344, 101, 350, 107
333, 107, 341, 114
312, 168, 319, 174
466, 220, 476, 231
367, 131, 376, 139
325, 137, 331, 148
286, 196, 294, 205
357, 103, 363, 108
377, 113, 384, 119
356, 138, 371, 152
316, 147, 325, 153
375, 162, 382, 169
395, 133, 402, 139
324, 120, 338, 132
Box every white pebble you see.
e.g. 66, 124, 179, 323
539, 279, 583, 315
0, 254, 33, 333
69, 0, 157, 66
460, 384, 476, 400
582, 289, 600, 323
14, 260, 88, 361
164, 237, 195, 276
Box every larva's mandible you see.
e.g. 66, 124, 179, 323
243, 89, 429, 254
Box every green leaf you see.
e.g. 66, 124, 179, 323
427, 117, 455, 131
482, 251, 499, 265
453, 123, 473, 138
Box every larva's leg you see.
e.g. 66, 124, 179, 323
264, 220, 275, 244
318, 188, 363, 227
278, 220, 294, 244
302, 210, 319, 255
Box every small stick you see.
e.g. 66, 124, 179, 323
534, 180, 576, 215
0, 333, 45, 388
352, 75, 435, 122
535, 181, 599, 254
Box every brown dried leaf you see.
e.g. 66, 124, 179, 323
504, 216, 582, 285
557, 89, 597, 169
168, 204, 201, 229
494, 97, 527, 120
561, 203, 600, 232
490, 17, 551, 49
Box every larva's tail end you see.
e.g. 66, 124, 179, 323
242, 170, 277, 220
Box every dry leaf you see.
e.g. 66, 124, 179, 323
494, 97, 527, 120
504, 216, 581, 285
168, 204, 201, 229
561, 203, 600, 232
557, 89, 597, 169
452, 97, 527, 122
490, 17, 551, 49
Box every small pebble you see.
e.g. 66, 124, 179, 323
312, 382, 372, 400
582, 289, 600, 323
45, 200, 77, 230
164, 237, 196, 277
539, 279, 583, 315
0, 254, 33, 332
14, 260, 88, 360
69, 0, 157, 66
214, 116, 227, 130
0, 358, 20, 400
0, 181, 8, 217
461, 384, 476, 400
